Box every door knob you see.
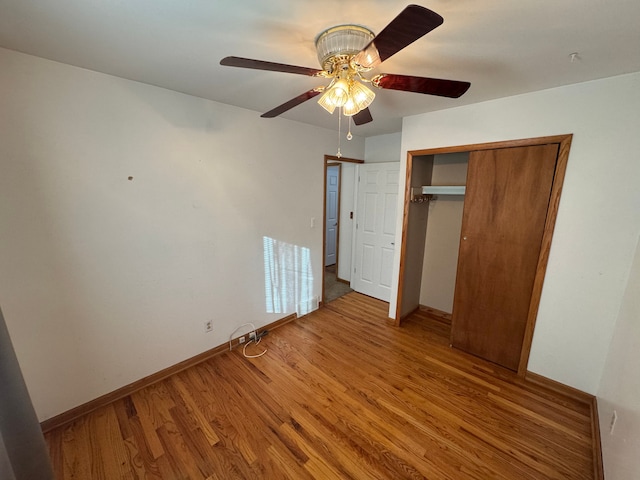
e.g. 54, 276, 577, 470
463, 236, 467, 240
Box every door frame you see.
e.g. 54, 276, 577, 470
395, 134, 573, 376
322, 155, 364, 306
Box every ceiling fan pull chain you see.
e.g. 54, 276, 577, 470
347, 115, 353, 141
336, 106, 342, 158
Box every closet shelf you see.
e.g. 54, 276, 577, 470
421, 185, 466, 195
410, 185, 466, 203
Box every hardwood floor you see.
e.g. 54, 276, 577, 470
44, 292, 597, 479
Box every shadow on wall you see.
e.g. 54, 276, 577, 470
0, 307, 54, 479
263, 236, 314, 316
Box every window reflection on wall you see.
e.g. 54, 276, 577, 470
263, 236, 314, 316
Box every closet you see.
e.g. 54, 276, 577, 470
395, 135, 572, 374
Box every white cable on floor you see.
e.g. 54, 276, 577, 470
228, 322, 267, 357
242, 336, 267, 358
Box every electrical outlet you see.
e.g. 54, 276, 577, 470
238, 335, 245, 344
609, 410, 618, 435
249, 331, 257, 341
204, 320, 213, 333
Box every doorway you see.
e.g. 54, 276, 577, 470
325, 164, 340, 268
322, 155, 363, 305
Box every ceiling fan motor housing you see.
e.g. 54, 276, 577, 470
315, 25, 374, 72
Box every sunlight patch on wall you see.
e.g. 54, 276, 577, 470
263, 236, 315, 316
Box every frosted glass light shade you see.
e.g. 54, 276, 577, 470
350, 80, 375, 110
352, 44, 381, 69
331, 79, 349, 106
342, 97, 359, 116
320, 79, 376, 116
318, 78, 350, 113
317, 89, 337, 114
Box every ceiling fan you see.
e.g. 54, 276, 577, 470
220, 4, 470, 127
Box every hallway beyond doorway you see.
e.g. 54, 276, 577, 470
324, 265, 352, 303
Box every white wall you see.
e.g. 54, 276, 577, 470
597, 234, 640, 479
419, 153, 468, 312
391, 72, 640, 394
0, 48, 364, 421
364, 132, 401, 163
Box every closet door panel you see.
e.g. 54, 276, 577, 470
451, 144, 558, 370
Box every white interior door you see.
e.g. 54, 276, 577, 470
352, 163, 399, 302
325, 165, 339, 266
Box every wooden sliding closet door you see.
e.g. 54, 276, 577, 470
451, 144, 559, 371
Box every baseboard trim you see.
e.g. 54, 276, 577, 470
261, 313, 298, 331
40, 313, 297, 433
524, 371, 593, 404
418, 305, 452, 325
525, 371, 604, 480
590, 396, 605, 480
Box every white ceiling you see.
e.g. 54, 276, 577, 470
1, 0, 639, 137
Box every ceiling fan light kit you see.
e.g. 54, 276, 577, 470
220, 4, 471, 136
316, 70, 376, 117
314, 25, 379, 117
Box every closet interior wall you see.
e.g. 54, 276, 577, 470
399, 153, 469, 320
420, 152, 469, 313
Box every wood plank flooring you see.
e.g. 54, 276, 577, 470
44, 292, 597, 479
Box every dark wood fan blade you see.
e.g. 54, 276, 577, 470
375, 73, 470, 98
353, 5, 443, 68
352, 108, 373, 125
261, 90, 322, 118
220, 56, 322, 77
